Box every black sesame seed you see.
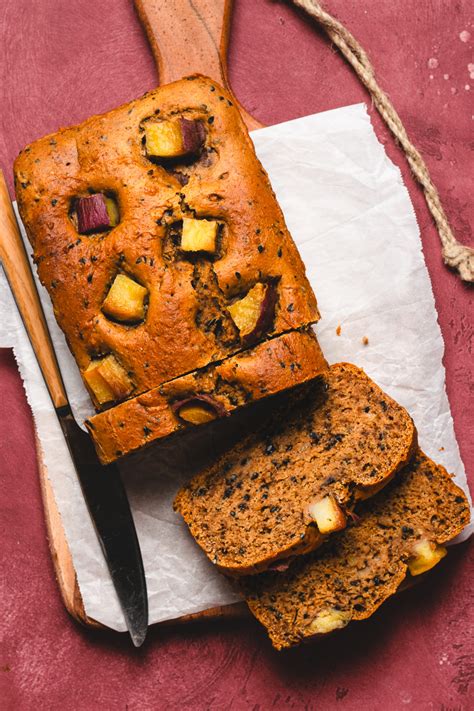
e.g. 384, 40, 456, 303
143, 426, 152, 436
324, 433, 344, 451
51, 198, 58, 206
277, 247, 282, 257
87, 274, 93, 283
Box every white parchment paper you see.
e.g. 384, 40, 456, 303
1, 103, 471, 633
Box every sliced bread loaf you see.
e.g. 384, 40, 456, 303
86, 328, 327, 464
174, 363, 417, 575
244, 450, 470, 650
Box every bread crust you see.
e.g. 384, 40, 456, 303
14, 75, 319, 414
86, 328, 327, 463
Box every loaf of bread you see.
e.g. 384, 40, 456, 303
174, 363, 417, 575
244, 450, 470, 649
14, 75, 319, 447
87, 328, 327, 464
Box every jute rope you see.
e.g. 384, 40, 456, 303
290, 0, 474, 283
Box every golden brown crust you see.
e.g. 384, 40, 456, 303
87, 328, 327, 464
174, 363, 417, 576
244, 450, 470, 650
14, 75, 319, 411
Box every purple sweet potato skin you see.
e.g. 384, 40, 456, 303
171, 393, 229, 421
244, 283, 279, 346
180, 118, 206, 153
76, 193, 111, 234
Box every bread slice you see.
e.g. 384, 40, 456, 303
244, 450, 470, 650
86, 328, 327, 464
174, 363, 417, 575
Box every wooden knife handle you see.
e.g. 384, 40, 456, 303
0, 170, 68, 409
134, 0, 263, 131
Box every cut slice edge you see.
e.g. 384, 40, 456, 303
243, 450, 470, 650
86, 328, 328, 464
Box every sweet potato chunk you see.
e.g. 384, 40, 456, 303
308, 495, 347, 534
76, 193, 119, 234
145, 118, 205, 159
181, 218, 218, 253
84, 355, 133, 405
228, 282, 277, 343
407, 539, 447, 576
102, 274, 148, 323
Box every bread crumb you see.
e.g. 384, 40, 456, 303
336, 325, 341, 336
439, 446, 445, 452
362, 336, 369, 346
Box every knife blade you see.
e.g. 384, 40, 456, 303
0, 170, 148, 647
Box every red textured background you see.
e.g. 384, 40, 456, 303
1, 1, 473, 709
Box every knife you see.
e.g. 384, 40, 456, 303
0, 169, 148, 647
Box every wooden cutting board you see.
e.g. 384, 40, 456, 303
37, 0, 262, 630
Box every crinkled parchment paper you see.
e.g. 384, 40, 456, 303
1, 103, 471, 632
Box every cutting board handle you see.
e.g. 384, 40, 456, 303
134, 0, 263, 130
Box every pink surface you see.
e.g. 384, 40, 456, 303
0, 1, 472, 708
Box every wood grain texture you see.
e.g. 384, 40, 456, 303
35, 433, 101, 629
0, 1, 473, 709
134, 0, 263, 130
0, 170, 68, 409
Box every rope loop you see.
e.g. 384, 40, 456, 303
292, 0, 473, 282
